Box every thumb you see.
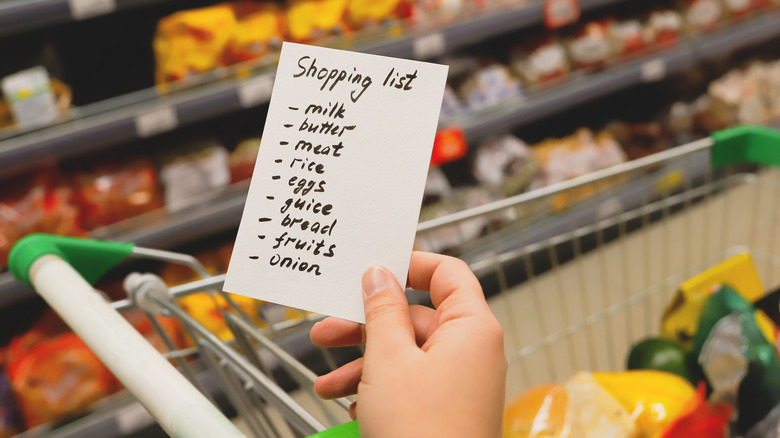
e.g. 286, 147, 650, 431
362, 266, 415, 354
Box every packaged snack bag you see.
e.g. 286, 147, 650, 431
222, 2, 285, 65
286, 0, 350, 43
153, 4, 237, 84
6, 334, 118, 428
70, 158, 163, 230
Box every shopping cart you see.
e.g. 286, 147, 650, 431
7, 125, 780, 437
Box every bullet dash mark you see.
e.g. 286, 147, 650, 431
249, 256, 260, 260
275, 159, 283, 163
280, 141, 289, 145
272, 175, 281, 180
258, 235, 266, 239
266, 196, 274, 200
284, 124, 293, 128
258, 218, 272, 222
288, 107, 299, 111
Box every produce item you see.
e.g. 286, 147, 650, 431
70, 158, 163, 230
503, 384, 568, 438
222, 2, 285, 65
177, 292, 265, 341
505, 370, 728, 438
627, 337, 696, 384
510, 36, 569, 87
6, 333, 117, 428
153, 4, 238, 84
160, 140, 231, 212
0, 172, 83, 271
473, 135, 538, 197
286, 0, 350, 42
691, 285, 780, 434
592, 370, 698, 437
661, 253, 769, 349
229, 137, 261, 183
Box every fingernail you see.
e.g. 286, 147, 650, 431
363, 266, 390, 297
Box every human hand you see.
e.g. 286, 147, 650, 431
310, 251, 507, 437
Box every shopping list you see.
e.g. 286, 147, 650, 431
223, 42, 449, 323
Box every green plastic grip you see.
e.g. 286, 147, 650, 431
9, 234, 134, 288
711, 125, 780, 169
307, 421, 359, 437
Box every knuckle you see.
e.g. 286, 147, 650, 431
366, 299, 405, 322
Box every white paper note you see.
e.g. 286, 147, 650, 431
223, 42, 449, 323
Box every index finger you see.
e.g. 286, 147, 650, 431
407, 251, 488, 310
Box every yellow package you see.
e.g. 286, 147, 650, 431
593, 371, 697, 438
178, 292, 265, 342
661, 252, 775, 349
347, 0, 413, 26
287, 0, 350, 42
223, 2, 285, 65
153, 4, 237, 84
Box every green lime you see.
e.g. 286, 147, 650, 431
627, 338, 695, 384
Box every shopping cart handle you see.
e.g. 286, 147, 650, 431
9, 233, 134, 288
711, 125, 780, 169
308, 421, 360, 437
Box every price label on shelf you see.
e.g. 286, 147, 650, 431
116, 403, 154, 434
68, 0, 116, 20
238, 74, 275, 108
135, 106, 178, 138
413, 32, 446, 60
641, 58, 667, 82
544, 0, 581, 29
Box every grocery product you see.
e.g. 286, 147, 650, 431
661, 252, 768, 349
503, 384, 568, 438
473, 135, 538, 197
690, 285, 780, 434
153, 4, 238, 84
504, 370, 721, 438
286, 0, 350, 42
0, 68, 72, 130
647, 9, 683, 47
459, 63, 522, 111
566, 20, 614, 70
627, 337, 697, 384
510, 36, 570, 87
229, 137, 261, 183
0, 172, 83, 271
222, 2, 285, 65
347, 0, 414, 27
6, 333, 118, 428
70, 158, 163, 231
160, 140, 231, 212
682, 0, 724, 32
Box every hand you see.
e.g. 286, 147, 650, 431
310, 251, 507, 437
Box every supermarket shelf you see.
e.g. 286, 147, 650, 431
360, 0, 626, 59
446, 46, 695, 143
442, 7, 780, 143
0, 186, 249, 308
2, 11, 780, 305
0, 0, 175, 37
0, 0, 628, 177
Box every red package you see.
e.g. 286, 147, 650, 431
0, 173, 83, 270
648, 9, 683, 47
70, 158, 163, 231
6, 333, 117, 428
610, 19, 646, 57
659, 384, 732, 438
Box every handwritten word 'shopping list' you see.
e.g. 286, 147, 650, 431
224, 43, 448, 323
